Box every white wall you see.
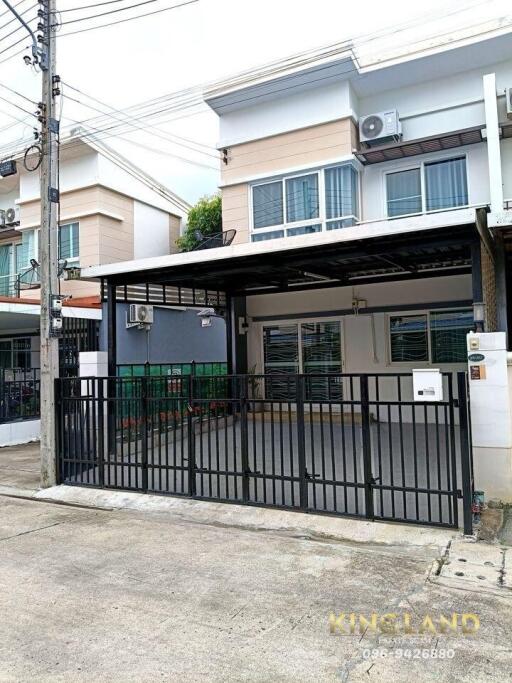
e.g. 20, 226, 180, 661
357, 59, 512, 138
0, 419, 40, 448
133, 201, 170, 259
97, 154, 185, 217
218, 81, 356, 147
19, 151, 99, 201
246, 275, 472, 376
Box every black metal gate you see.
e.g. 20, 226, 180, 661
56, 372, 474, 532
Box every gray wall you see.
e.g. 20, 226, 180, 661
100, 304, 226, 364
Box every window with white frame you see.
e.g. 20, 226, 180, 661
15, 229, 37, 273
386, 157, 468, 218
389, 309, 473, 364
251, 164, 358, 242
59, 222, 79, 262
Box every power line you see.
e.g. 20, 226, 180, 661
55, 0, 198, 37
0, 93, 36, 117
0, 44, 26, 65
0, 81, 37, 105
0, 0, 31, 20
61, 81, 218, 155
52, 0, 154, 11
55, 0, 182, 26
62, 91, 219, 161
0, 26, 35, 57
0, 1, 36, 33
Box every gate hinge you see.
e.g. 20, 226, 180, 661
456, 489, 463, 499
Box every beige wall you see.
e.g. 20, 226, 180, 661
221, 118, 356, 186
17, 184, 136, 300
220, 118, 356, 244
222, 184, 249, 245
169, 214, 181, 253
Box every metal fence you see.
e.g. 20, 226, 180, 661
56, 371, 474, 532
0, 369, 40, 423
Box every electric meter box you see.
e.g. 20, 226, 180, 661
412, 368, 443, 402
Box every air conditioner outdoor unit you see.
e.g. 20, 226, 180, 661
129, 304, 154, 325
359, 110, 402, 145
506, 87, 512, 120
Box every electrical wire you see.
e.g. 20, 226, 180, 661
54, 0, 190, 27
0, 44, 25, 65
0, 81, 37, 105
0, 0, 31, 21
55, 0, 198, 37
0, 93, 36, 117
0, 1, 36, 34
61, 85, 219, 158
52, 0, 153, 12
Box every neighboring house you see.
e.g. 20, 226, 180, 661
0, 134, 226, 374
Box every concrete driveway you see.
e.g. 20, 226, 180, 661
0, 494, 511, 682
0, 441, 40, 492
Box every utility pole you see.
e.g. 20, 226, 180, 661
0, 0, 60, 486
39, 0, 61, 487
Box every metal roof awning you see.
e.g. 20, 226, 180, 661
96, 223, 478, 305
355, 126, 485, 165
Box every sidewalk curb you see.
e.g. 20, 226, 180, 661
33, 484, 458, 552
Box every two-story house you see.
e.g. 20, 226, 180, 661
201, 29, 512, 386
0, 133, 227, 374
79, 23, 512, 523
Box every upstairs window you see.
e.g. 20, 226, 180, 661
325, 165, 358, 230
285, 174, 319, 223
251, 163, 358, 241
59, 222, 79, 262
425, 157, 468, 211
386, 168, 422, 217
386, 157, 468, 218
252, 181, 283, 229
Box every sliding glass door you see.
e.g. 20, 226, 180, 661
263, 320, 343, 401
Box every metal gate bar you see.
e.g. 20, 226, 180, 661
56, 371, 473, 532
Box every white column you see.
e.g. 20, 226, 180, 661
483, 73, 510, 227
467, 331, 512, 502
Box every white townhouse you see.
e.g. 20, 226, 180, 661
80, 21, 512, 525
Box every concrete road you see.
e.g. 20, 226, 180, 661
0, 495, 511, 682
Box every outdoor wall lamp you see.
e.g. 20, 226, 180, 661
473, 301, 486, 332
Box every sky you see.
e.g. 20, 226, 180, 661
0, 0, 510, 203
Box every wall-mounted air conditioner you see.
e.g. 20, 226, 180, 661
359, 110, 402, 146
506, 87, 512, 120
128, 304, 154, 325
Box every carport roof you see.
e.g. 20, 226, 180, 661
83, 219, 478, 300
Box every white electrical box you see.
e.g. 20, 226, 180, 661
412, 368, 443, 402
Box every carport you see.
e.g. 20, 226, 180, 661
58, 220, 481, 532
